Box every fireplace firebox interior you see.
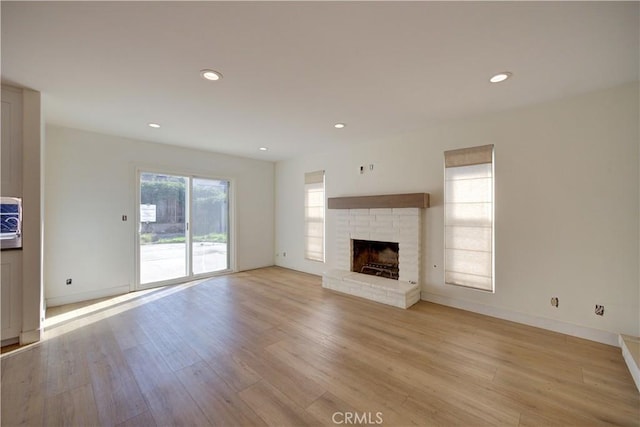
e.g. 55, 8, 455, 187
351, 239, 399, 280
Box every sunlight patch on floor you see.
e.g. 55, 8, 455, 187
43, 278, 209, 339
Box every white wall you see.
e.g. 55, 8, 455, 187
45, 126, 274, 305
275, 82, 639, 343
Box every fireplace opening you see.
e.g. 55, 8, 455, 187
352, 239, 399, 280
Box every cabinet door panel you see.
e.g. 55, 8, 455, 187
1, 86, 23, 197
1, 253, 22, 341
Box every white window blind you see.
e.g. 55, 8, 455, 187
444, 145, 494, 292
304, 170, 325, 262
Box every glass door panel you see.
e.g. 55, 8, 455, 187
139, 172, 188, 285
192, 178, 229, 275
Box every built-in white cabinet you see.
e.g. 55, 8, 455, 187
1, 252, 22, 341
1, 85, 24, 343
1, 86, 23, 196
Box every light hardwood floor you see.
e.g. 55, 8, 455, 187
2, 267, 638, 426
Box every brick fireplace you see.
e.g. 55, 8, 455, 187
323, 193, 429, 309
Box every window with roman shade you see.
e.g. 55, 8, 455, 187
304, 170, 325, 262
444, 144, 494, 292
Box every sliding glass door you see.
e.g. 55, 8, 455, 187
192, 178, 229, 275
139, 172, 188, 285
138, 171, 230, 288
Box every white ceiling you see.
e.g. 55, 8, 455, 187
2, 1, 638, 162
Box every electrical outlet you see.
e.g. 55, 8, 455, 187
282, 251, 287, 257
66, 278, 72, 285
551, 297, 559, 308
359, 166, 365, 174
595, 305, 604, 316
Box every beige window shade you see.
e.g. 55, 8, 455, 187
444, 144, 494, 168
444, 145, 494, 292
304, 170, 325, 185
304, 170, 325, 262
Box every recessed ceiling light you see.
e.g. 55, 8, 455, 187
259, 147, 268, 151
334, 123, 346, 129
200, 69, 223, 81
489, 72, 512, 83
148, 123, 160, 128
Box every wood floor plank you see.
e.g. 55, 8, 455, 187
85, 320, 149, 426
122, 342, 211, 426
107, 309, 152, 352
234, 346, 326, 409
304, 392, 360, 426
400, 394, 502, 427
116, 410, 158, 427
44, 328, 92, 397
134, 303, 204, 372
43, 383, 100, 426
492, 365, 639, 425
517, 408, 603, 427
176, 360, 267, 426
263, 335, 419, 425
204, 349, 263, 392
316, 333, 523, 425
582, 366, 640, 397
1, 266, 637, 426
238, 380, 318, 426
0, 344, 48, 426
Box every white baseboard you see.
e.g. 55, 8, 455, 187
421, 291, 619, 347
1, 337, 19, 347
619, 335, 640, 392
46, 285, 130, 308
20, 328, 42, 345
